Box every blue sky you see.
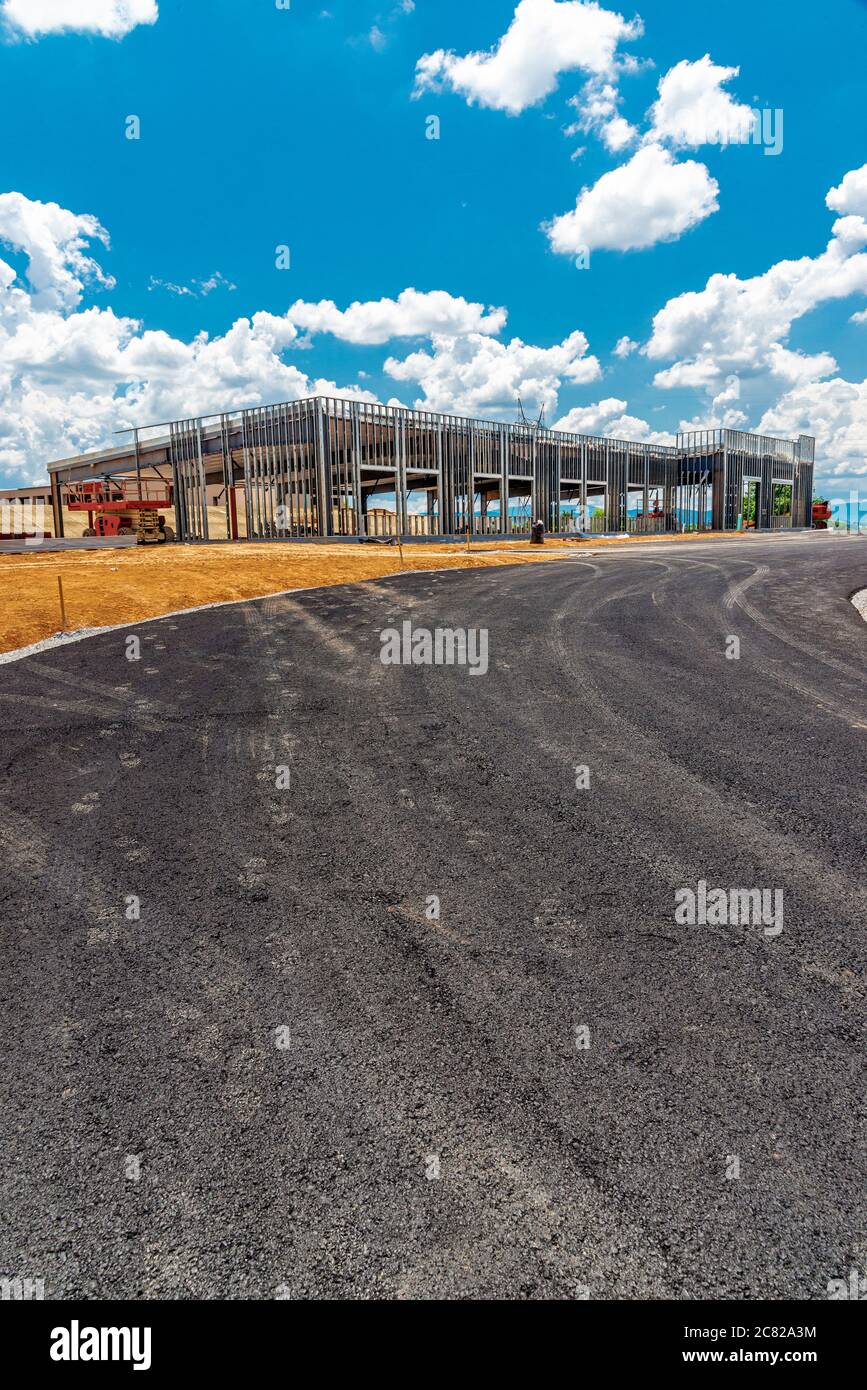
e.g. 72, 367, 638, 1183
0, 0, 865, 500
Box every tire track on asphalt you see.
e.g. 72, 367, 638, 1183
1, 539, 864, 1298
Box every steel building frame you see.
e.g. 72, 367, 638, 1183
676, 428, 815, 532
47, 397, 815, 542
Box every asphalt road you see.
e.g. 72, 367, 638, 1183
1, 533, 865, 1300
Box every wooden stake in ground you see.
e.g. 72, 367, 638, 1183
57, 575, 68, 631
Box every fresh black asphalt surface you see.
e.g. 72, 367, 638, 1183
0, 533, 864, 1300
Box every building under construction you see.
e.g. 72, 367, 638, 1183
46, 396, 816, 542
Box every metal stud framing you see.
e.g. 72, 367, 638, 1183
85, 399, 816, 543
168, 418, 209, 543
677, 428, 813, 531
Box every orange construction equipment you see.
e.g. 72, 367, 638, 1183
66, 478, 174, 543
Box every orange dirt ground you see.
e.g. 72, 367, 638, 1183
0, 532, 749, 655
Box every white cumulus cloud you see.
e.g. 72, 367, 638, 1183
645, 55, 754, 148
285, 289, 507, 345
826, 162, 867, 218
554, 396, 673, 442
0, 191, 115, 311
544, 142, 719, 255
2, 0, 158, 39
567, 77, 638, 153
553, 396, 625, 431
642, 168, 867, 484
766, 344, 838, 386
412, 0, 642, 114
384, 329, 600, 418
759, 377, 867, 483
646, 194, 867, 386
